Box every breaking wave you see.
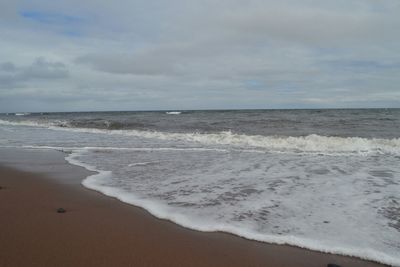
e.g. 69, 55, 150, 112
1, 119, 400, 155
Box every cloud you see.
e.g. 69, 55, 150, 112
0, 62, 16, 72
23, 57, 69, 79
214, 3, 399, 46
0, 57, 69, 89
0, 0, 399, 111
76, 51, 180, 76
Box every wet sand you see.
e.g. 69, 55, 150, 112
0, 149, 389, 267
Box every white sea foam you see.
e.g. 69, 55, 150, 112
1, 119, 400, 155
21, 145, 229, 153
166, 111, 182, 115
82, 181, 400, 266
62, 148, 400, 267
0, 119, 45, 127
128, 162, 158, 167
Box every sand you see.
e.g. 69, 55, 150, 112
0, 149, 389, 267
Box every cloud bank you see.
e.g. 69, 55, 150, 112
0, 0, 399, 112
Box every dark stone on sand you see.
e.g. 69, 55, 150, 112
327, 264, 341, 267
0, 186, 3, 189
323, 220, 330, 223
57, 208, 66, 213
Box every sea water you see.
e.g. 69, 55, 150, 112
0, 109, 399, 266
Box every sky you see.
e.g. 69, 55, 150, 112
0, 0, 400, 112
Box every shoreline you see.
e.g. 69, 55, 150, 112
0, 148, 390, 267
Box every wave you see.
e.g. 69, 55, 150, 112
1, 119, 400, 155
62, 148, 400, 267
19, 145, 229, 153
166, 111, 182, 115
128, 162, 155, 167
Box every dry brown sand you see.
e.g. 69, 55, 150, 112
0, 152, 389, 267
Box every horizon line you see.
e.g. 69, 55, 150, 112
1, 107, 399, 114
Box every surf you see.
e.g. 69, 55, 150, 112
1, 119, 400, 155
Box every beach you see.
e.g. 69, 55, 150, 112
0, 148, 389, 267
2, 0, 399, 264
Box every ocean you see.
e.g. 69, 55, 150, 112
0, 109, 399, 266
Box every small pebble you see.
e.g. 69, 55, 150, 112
57, 208, 66, 213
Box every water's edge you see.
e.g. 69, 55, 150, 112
62, 148, 397, 267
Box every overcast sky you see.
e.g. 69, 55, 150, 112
0, 0, 399, 112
